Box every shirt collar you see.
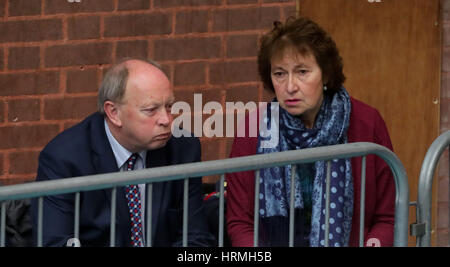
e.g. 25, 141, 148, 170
104, 120, 146, 169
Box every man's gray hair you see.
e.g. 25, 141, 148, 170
97, 58, 166, 115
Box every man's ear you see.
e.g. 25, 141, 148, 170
104, 101, 122, 127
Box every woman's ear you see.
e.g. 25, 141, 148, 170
104, 101, 122, 127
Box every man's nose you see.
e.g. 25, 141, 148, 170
158, 109, 172, 126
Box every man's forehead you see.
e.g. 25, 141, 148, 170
126, 59, 168, 79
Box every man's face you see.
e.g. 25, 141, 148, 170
115, 63, 175, 152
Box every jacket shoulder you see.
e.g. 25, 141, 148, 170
348, 97, 392, 148
40, 113, 101, 158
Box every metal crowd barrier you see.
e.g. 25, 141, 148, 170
0, 142, 409, 247
413, 130, 450, 247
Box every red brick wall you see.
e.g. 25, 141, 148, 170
439, 0, 450, 247
0, 0, 295, 185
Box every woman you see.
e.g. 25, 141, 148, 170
225, 17, 396, 247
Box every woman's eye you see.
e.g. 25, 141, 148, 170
273, 72, 285, 77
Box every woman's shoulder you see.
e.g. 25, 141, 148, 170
350, 97, 385, 125
348, 97, 391, 145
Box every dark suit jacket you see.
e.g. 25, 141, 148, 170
31, 112, 215, 247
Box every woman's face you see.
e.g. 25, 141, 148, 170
270, 47, 325, 128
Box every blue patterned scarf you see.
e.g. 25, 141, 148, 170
257, 87, 353, 247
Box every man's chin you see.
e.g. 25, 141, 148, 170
147, 138, 170, 151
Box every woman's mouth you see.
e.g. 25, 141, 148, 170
285, 99, 301, 106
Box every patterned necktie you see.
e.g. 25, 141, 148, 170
124, 153, 144, 247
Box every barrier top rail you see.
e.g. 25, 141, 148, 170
416, 130, 450, 247
0, 142, 409, 246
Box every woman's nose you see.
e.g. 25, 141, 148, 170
286, 75, 299, 94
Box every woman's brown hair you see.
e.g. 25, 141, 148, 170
258, 17, 345, 95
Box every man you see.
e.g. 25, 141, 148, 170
31, 58, 215, 247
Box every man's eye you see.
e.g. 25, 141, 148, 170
144, 108, 157, 114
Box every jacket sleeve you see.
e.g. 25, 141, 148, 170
31, 148, 76, 247
365, 111, 396, 247
226, 135, 258, 247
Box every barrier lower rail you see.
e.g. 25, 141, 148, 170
0, 142, 409, 247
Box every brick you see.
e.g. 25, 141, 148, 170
9, 150, 40, 174
443, 73, 450, 99
176, 10, 209, 34
9, 0, 41, 17
63, 120, 81, 130
8, 98, 41, 122
118, 0, 150, 11
45, 43, 112, 67
225, 85, 259, 103
116, 40, 148, 60
0, 124, 60, 149
263, 0, 294, 2
443, 0, 450, 12
174, 62, 206, 86
0, 0, 5, 17
0, 47, 3, 70
154, 0, 221, 8
262, 87, 275, 102
67, 68, 98, 93
44, 0, 114, 14
437, 229, 449, 247
0, 177, 36, 186
441, 99, 450, 128
0, 71, 59, 96
0, 19, 62, 43
224, 85, 259, 137
226, 34, 258, 58
438, 150, 449, 181
173, 88, 222, 111
44, 96, 97, 120
68, 16, 100, 40
104, 13, 171, 37
227, 0, 258, 4
8, 46, 40, 70
443, 47, 450, 72
154, 37, 221, 61
0, 153, 3, 175
0, 101, 4, 122
213, 7, 280, 32
201, 139, 225, 162
173, 88, 223, 132
437, 202, 449, 229
283, 5, 297, 18
445, 23, 450, 47
444, 0, 450, 21
160, 63, 172, 81
438, 175, 449, 203
209, 60, 258, 84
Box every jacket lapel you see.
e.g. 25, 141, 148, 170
90, 113, 131, 246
